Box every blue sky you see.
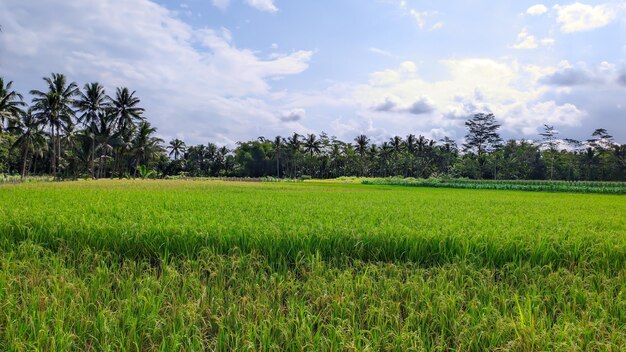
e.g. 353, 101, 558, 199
1, 0, 625, 145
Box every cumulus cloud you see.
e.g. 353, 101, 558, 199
0, 0, 309, 144
513, 29, 538, 49
527, 4, 549, 15
245, 0, 278, 13
371, 96, 435, 115
212, 0, 231, 10
539, 61, 622, 86
554, 3, 617, 33
372, 97, 398, 112
211, 0, 277, 12
513, 29, 556, 49
406, 97, 435, 114
351, 59, 594, 136
279, 108, 306, 122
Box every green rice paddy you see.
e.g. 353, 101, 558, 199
0, 180, 624, 350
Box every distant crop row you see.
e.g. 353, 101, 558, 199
362, 177, 626, 194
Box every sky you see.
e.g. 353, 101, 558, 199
1, 0, 625, 146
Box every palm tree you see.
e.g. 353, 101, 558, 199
379, 142, 393, 176
390, 136, 403, 154
271, 136, 284, 177
303, 133, 322, 176
131, 120, 164, 175
75, 82, 109, 177
109, 87, 144, 132
0, 78, 26, 133
12, 111, 47, 178
75, 83, 109, 126
108, 87, 145, 176
354, 134, 369, 176
91, 113, 120, 178
390, 136, 404, 175
303, 133, 321, 156
286, 132, 301, 177
167, 138, 186, 160
30, 73, 79, 174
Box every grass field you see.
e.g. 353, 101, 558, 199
1, 180, 625, 350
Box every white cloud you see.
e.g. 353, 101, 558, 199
527, 4, 549, 15
429, 22, 444, 31
513, 29, 538, 49
211, 0, 277, 13
245, 0, 278, 13
554, 3, 617, 33
279, 108, 306, 122
369, 47, 394, 57
514, 29, 556, 49
350, 59, 590, 136
409, 10, 438, 29
539, 60, 623, 86
212, 0, 231, 10
0, 0, 309, 145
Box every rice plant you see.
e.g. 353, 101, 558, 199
0, 180, 624, 350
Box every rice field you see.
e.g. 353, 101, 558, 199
362, 177, 626, 194
1, 180, 625, 350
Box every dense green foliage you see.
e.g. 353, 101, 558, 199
1, 180, 625, 350
1, 74, 625, 181
363, 177, 626, 194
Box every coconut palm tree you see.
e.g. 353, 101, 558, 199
12, 111, 47, 178
109, 87, 144, 133
30, 73, 79, 174
271, 136, 284, 177
167, 138, 186, 160
108, 87, 145, 176
303, 133, 321, 157
354, 134, 369, 176
131, 120, 164, 175
75, 82, 109, 177
0, 78, 26, 133
303, 133, 322, 176
286, 132, 302, 177
91, 113, 120, 178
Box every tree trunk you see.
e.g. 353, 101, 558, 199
21, 147, 29, 179
56, 124, 61, 175
50, 125, 56, 175
91, 136, 95, 179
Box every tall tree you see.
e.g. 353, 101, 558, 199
463, 113, 502, 156
109, 87, 144, 133
540, 124, 559, 180
75, 82, 109, 178
12, 111, 47, 178
0, 78, 26, 133
286, 132, 301, 177
463, 113, 502, 177
30, 73, 79, 175
167, 138, 186, 160
271, 136, 284, 177
131, 121, 164, 175
109, 87, 144, 176
354, 134, 369, 176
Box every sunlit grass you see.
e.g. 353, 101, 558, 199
0, 180, 624, 350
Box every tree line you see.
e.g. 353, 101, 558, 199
1, 74, 624, 181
